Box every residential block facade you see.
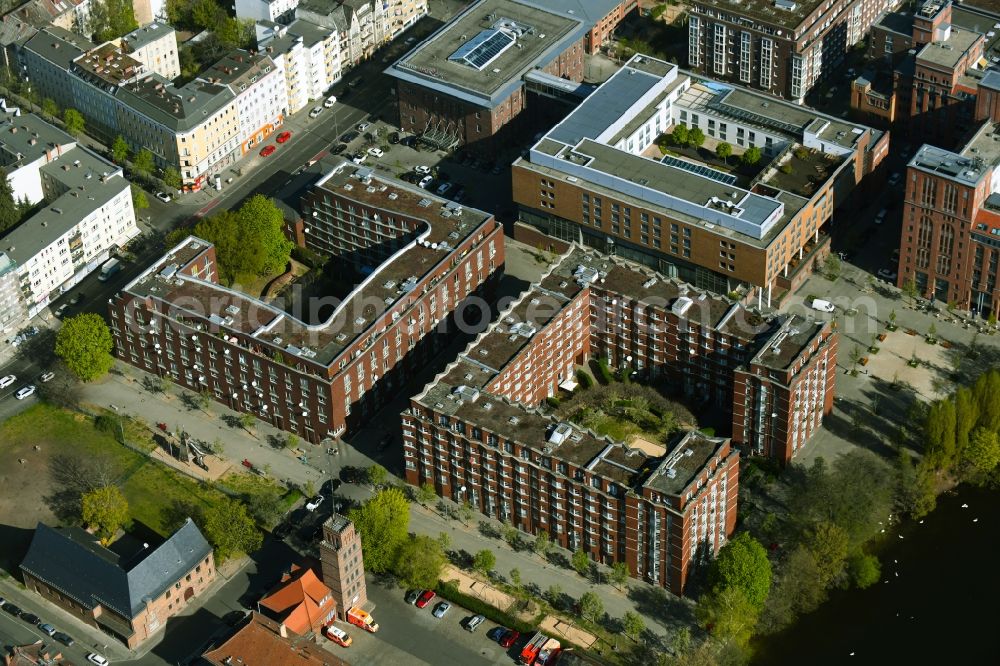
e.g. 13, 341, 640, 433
257, 19, 343, 114
108, 160, 504, 442
513, 54, 888, 307
403, 246, 835, 593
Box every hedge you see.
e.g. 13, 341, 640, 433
595, 359, 614, 385
291, 245, 326, 269
435, 580, 534, 633
576, 369, 594, 390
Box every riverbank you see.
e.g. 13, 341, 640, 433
751, 483, 999, 664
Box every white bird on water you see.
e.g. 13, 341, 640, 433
849, 653, 855, 657
962, 503, 969, 508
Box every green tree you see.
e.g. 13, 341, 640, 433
501, 522, 518, 547
847, 552, 881, 590
670, 124, 689, 146
696, 586, 758, 647
715, 142, 732, 162
578, 591, 603, 622
757, 546, 826, 634
217, 16, 255, 48
571, 548, 590, 576
132, 148, 155, 178
193, 196, 291, 283
62, 108, 85, 136
111, 136, 129, 164
243, 485, 283, 529
131, 185, 148, 210
393, 534, 445, 590
622, 611, 645, 641
954, 387, 979, 459
88, 0, 138, 42
418, 482, 437, 505
236, 194, 292, 275
974, 369, 1000, 431
741, 146, 762, 166
546, 584, 563, 607
55, 313, 114, 381
687, 127, 705, 148
509, 568, 522, 589
902, 277, 919, 303
533, 530, 551, 558
201, 497, 262, 563
472, 548, 496, 575
191, 0, 225, 29
367, 463, 388, 487
163, 166, 183, 191
963, 427, 1000, 476
610, 561, 629, 589
806, 522, 849, 588
284, 433, 299, 449
348, 487, 410, 572
41, 98, 59, 117
82, 486, 129, 545
896, 450, 937, 519
708, 532, 772, 610
924, 398, 957, 467
0, 167, 19, 233
238, 412, 255, 433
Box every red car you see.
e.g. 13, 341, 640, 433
414, 590, 435, 609
259, 145, 276, 157
500, 629, 520, 648
276, 131, 292, 143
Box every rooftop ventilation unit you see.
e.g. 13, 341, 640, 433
548, 422, 573, 446
672, 296, 694, 316
453, 385, 480, 402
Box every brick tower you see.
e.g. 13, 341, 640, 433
319, 513, 367, 619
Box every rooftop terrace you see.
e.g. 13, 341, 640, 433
122, 160, 493, 370
72, 42, 145, 88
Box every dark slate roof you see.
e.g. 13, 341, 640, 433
20, 519, 212, 619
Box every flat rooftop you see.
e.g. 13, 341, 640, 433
750, 314, 825, 371
916, 26, 983, 68
909, 120, 1000, 186
644, 431, 727, 497
691, 0, 825, 31
122, 22, 174, 51
386, 0, 584, 105
0, 112, 75, 170
122, 160, 493, 370
1, 146, 129, 265
73, 42, 145, 88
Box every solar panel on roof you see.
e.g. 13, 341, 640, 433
660, 155, 737, 185
448, 28, 516, 70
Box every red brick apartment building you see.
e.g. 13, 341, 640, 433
688, 0, 894, 103
403, 246, 835, 593
109, 160, 504, 442
899, 121, 1000, 315
386, 0, 636, 153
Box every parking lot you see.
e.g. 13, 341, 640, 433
325, 581, 526, 666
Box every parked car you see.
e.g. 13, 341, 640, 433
20, 613, 40, 625
340, 130, 360, 143
404, 589, 420, 605
305, 495, 325, 511
330, 143, 349, 155
487, 626, 507, 642
356, 121, 370, 132
0, 374, 15, 389
435, 182, 453, 196
418, 175, 433, 189
155, 191, 172, 203
69, 293, 83, 305
259, 145, 276, 157
0, 597, 6, 607
15, 385, 36, 400
87, 654, 109, 666
324, 624, 352, 647
874, 208, 887, 225
415, 590, 435, 608
809, 299, 835, 313
324, 95, 337, 108
38, 623, 56, 636
414, 165, 431, 175
276, 131, 292, 143
54, 303, 68, 317
2, 603, 22, 616
351, 153, 366, 165
465, 614, 485, 632
877, 268, 898, 282
888, 172, 901, 186
309, 107, 323, 119
52, 632, 74, 647
367, 147, 384, 158
432, 602, 450, 618
499, 629, 521, 647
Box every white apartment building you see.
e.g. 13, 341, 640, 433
236, 0, 300, 22
0, 108, 138, 330
257, 19, 342, 112
199, 51, 288, 153
121, 22, 180, 80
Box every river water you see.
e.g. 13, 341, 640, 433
752, 484, 1000, 665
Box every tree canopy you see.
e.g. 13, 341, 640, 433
716, 142, 733, 161
348, 487, 410, 573
62, 108, 85, 136
394, 534, 446, 589
55, 313, 115, 381
708, 532, 772, 610
741, 146, 762, 166
578, 591, 603, 622
200, 497, 262, 563
191, 195, 292, 284
0, 167, 19, 233
82, 486, 129, 545
132, 148, 155, 178
472, 549, 496, 575
111, 136, 129, 164
696, 586, 759, 648
88, 0, 138, 42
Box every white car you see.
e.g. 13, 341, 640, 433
418, 175, 433, 189
874, 208, 887, 225
809, 299, 835, 313
351, 153, 366, 165
356, 122, 370, 132
414, 165, 431, 175
87, 654, 109, 666
40, 372, 55, 383
305, 495, 325, 511
309, 107, 323, 119
877, 268, 897, 282
367, 147, 384, 158
324, 95, 337, 108
155, 191, 171, 203
15, 385, 35, 400
0, 375, 15, 389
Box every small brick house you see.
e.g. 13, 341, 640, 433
258, 565, 336, 635
20, 518, 215, 649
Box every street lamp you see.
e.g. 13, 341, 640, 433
110, 404, 124, 443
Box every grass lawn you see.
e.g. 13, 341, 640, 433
0, 403, 226, 541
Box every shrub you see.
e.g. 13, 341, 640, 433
794, 147, 810, 160
576, 369, 594, 390
435, 580, 534, 633
291, 245, 325, 269
546, 396, 561, 409
596, 359, 614, 385
779, 163, 793, 174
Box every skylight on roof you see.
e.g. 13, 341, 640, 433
449, 29, 516, 70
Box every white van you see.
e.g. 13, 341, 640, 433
810, 299, 835, 313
